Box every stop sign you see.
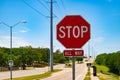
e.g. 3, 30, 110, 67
57, 15, 90, 48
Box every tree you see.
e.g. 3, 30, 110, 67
95, 53, 107, 65
0, 48, 9, 66
76, 57, 83, 63
105, 52, 120, 75
40, 48, 49, 63
95, 51, 120, 75
54, 49, 67, 63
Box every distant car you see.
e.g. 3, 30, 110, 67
86, 63, 91, 67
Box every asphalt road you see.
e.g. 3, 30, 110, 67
41, 62, 88, 80
0, 61, 88, 80
0, 64, 65, 80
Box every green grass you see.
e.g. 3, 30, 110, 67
77, 61, 83, 64
4, 69, 62, 80
64, 63, 72, 68
93, 62, 120, 80
84, 72, 91, 80
84, 76, 91, 80
98, 74, 119, 80
95, 65, 109, 74
84, 67, 91, 80
84, 59, 88, 62
64, 65, 72, 68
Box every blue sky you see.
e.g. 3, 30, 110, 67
0, 0, 120, 56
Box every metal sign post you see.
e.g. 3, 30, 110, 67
72, 56, 75, 80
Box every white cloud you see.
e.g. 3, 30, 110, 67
0, 36, 30, 47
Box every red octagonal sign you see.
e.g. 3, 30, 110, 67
57, 15, 90, 48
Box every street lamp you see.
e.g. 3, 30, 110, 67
0, 20, 27, 80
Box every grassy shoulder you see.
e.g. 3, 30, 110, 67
4, 69, 62, 80
93, 62, 119, 80
84, 67, 91, 80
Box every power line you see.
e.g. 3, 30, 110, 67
55, 1, 64, 16
60, 0, 67, 14
23, 0, 59, 22
61, 0, 65, 9
23, 0, 47, 17
37, 0, 57, 17
37, 0, 49, 11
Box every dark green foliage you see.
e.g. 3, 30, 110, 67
53, 49, 67, 63
95, 51, 120, 75
0, 46, 50, 67
0, 47, 68, 69
76, 57, 83, 63
95, 53, 107, 65
0, 47, 9, 66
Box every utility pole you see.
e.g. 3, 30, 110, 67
92, 47, 95, 59
50, 0, 53, 71
88, 41, 90, 62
